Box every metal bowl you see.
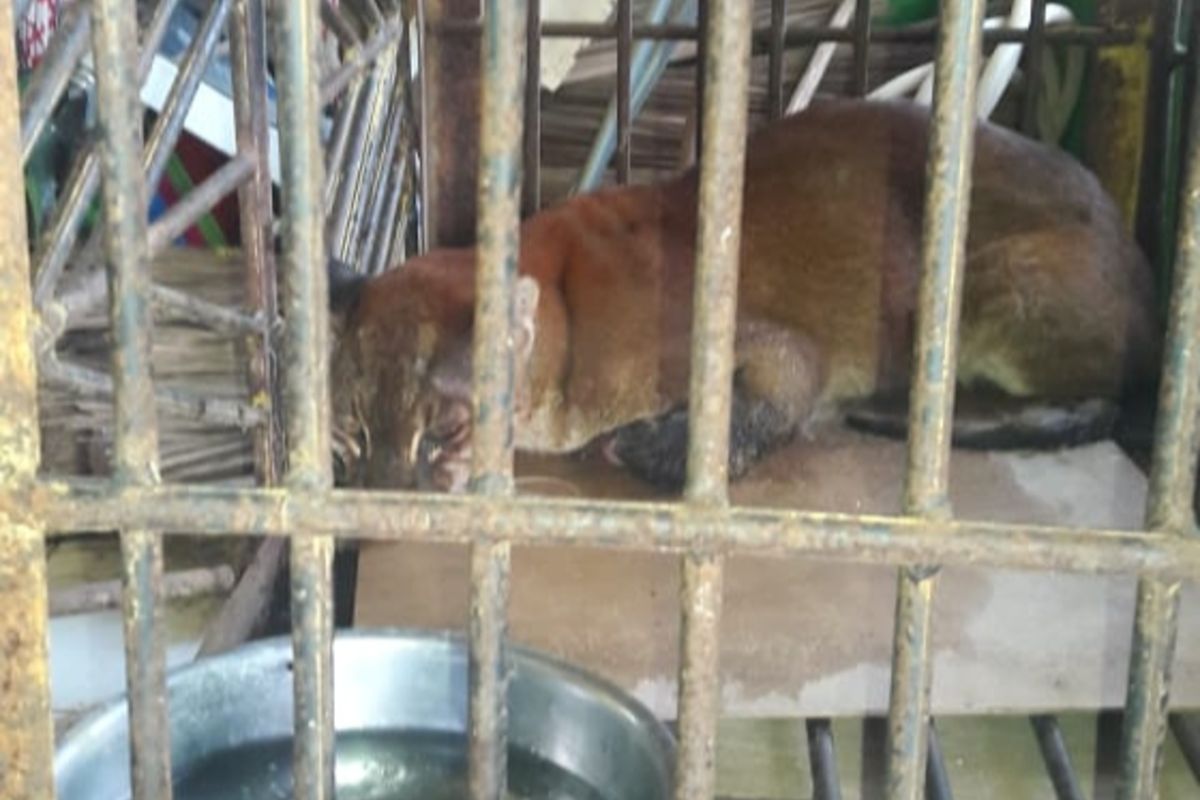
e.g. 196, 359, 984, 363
55, 629, 675, 799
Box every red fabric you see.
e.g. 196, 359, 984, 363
19, 0, 61, 70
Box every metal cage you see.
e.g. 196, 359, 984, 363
1, 0, 1198, 799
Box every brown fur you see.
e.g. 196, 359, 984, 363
331, 98, 1159, 492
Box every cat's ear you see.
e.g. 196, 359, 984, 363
429, 276, 539, 399
429, 339, 472, 401
513, 275, 539, 366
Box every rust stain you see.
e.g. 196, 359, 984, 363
0, 0, 54, 792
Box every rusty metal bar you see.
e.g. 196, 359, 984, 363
523, 0, 541, 216
1116, 29, 1200, 798
20, 0, 91, 162
616, 0, 633, 184
768, 0, 786, 119
91, 0, 172, 794
146, 154, 256, 255
806, 718, 843, 800
0, 0, 55, 791
435, 17, 1133, 47
273, 0, 336, 794
901, 0, 984, 520
319, 14, 407, 106
887, 0, 985, 795
851, 0, 872, 96
683, 0, 749, 505
1031, 715, 1086, 800
1117, 582, 1181, 799
30, 481, 1200, 578
230, 0, 281, 486
886, 568, 936, 800
675, 3, 752, 799
469, 1, 527, 796
676, 553, 724, 800
29, 0, 180, 308
1020, 0, 1049, 136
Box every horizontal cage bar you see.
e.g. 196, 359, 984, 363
27, 482, 1200, 580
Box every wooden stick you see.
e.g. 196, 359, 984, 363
50, 565, 236, 617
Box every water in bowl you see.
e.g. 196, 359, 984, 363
174, 729, 607, 800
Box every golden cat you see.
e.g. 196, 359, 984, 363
328, 98, 1159, 492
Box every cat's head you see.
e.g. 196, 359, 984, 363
329, 252, 539, 492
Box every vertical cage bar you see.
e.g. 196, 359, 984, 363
91, 0, 172, 795
273, 0, 336, 795
1020, 0, 1048, 135
683, 0, 752, 504
230, 0, 280, 485
676, 3, 752, 800
768, 0, 786, 120
523, 0, 542, 215
1116, 34, 1200, 797
851, 0, 872, 96
470, 1, 528, 798
1118, 582, 1181, 799
616, 0, 633, 184
887, 0, 985, 796
0, 0, 54, 792
676, 553, 725, 800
